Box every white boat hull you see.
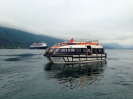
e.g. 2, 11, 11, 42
45, 54, 107, 64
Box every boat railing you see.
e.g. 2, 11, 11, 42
81, 39, 98, 43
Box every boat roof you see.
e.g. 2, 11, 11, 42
51, 39, 103, 49
59, 45, 103, 48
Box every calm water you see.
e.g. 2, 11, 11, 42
0, 49, 133, 99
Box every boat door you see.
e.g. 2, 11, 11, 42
87, 45, 92, 55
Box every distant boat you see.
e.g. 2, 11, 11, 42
30, 42, 48, 49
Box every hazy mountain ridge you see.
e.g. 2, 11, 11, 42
101, 43, 123, 49
0, 26, 65, 48
101, 43, 133, 49
121, 45, 133, 49
0, 26, 133, 49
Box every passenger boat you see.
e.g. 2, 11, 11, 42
44, 38, 107, 63
30, 42, 48, 49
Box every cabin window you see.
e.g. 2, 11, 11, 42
71, 48, 76, 52
92, 48, 104, 54
97, 49, 104, 54
59, 48, 67, 53
76, 49, 81, 53
67, 48, 75, 53
98, 49, 102, 52
82, 49, 86, 53
92, 48, 96, 54
68, 48, 71, 52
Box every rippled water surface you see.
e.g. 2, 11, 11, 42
0, 49, 133, 99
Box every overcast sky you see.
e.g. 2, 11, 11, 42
0, 0, 133, 45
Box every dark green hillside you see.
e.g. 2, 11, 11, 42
0, 26, 65, 49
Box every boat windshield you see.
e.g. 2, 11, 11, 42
52, 43, 61, 47
73, 43, 80, 45
53, 48, 59, 54
48, 48, 57, 54
61, 43, 67, 46
67, 43, 73, 45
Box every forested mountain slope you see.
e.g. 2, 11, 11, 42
0, 26, 65, 49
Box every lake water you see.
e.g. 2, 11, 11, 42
0, 49, 133, 99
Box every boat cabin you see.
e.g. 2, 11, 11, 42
46, 42, 104, 56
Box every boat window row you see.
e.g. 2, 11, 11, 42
55, 48, 87, 54
49, 48, 104, 54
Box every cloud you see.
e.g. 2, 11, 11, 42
0, 0, 133, 45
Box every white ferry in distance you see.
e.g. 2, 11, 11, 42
30, 42, 48, 49
44, 38, 107, 63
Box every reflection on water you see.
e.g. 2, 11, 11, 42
3, 54, 41, 61
44, 61, 107, 89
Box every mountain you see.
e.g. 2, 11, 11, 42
0, 26, 131, 49
121, 45, 133, 49
0, 26, 65, 49
100, 43, 124, 49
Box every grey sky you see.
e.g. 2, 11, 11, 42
0, 0, 133, 45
